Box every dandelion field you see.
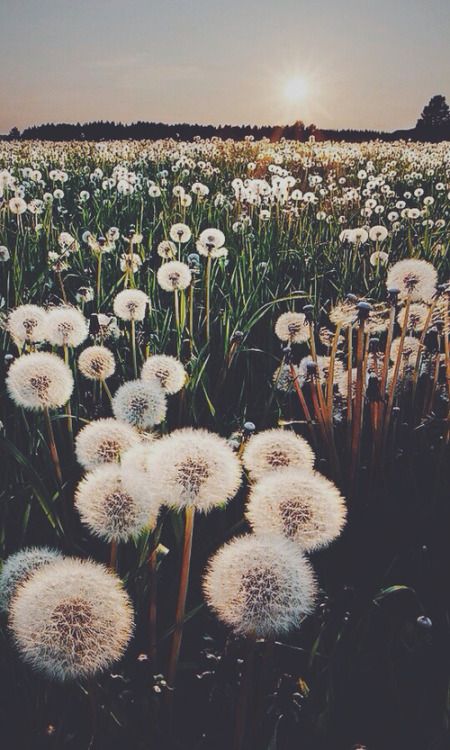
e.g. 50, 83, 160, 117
0, 136, 449, 750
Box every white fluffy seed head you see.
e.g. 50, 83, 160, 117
141, 354, 186, 394
297, 355, 345, 387
390, 336, 421, 364
274, 312, 309, 344
203, 534, 317, 637
75, 464, 158, 542
8, 304, 48, 344
10, 557, 134, 681
75, 418, 141, 470
157, 261, 192, 291
397, 303, 429, 332
6, 352, 74, 410
246, 469, 347, 552
78, 345, 115, 380
0, 547, 63, 613
140, 428, 242, 512
386, 259, 437, 302
113, 289, 149, 321
46, 306, 88, 347
243, 429, 315, 481
112, 380, 167, 429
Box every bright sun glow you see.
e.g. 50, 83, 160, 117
283, 76, 310, 103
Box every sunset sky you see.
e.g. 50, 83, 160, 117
1, 0, 450, 134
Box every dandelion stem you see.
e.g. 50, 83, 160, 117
383, 296, 411, 459
350, 317, 366, 489
43, 407, 63, 486
109, 540, 118, 572
205, 256, 212, 343
167, 506, 195, 693
130, 319, 138, 378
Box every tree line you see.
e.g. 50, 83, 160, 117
5, 95, 450, 142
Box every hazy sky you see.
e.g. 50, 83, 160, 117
1, 0, 450, 133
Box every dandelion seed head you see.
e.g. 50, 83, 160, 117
246, 469, 346, 552
203, 534, 317, 637
112, 379, 167, 429
274, 312, 309, 344
75, 464, 158, 542
140, 428, 241, 512
6, 352, 74, 410
243, 429, 315, 480
75, 418, 140, 470
141, 355, 186, 394
397, 303, 429, 332
8, 304, 48, 344
113, 289, 149, 321
10, 558, 134, 681
78, 345, 115, 381
386, 259, 437, 302
46, 306, 88, 348
157, 261, 192, 292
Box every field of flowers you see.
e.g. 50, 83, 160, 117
0, 136, 449, 750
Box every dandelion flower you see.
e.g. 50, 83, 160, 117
141, 428, 241, 512
386, 259, 437, 302
113, 289, 149, 322
0, 547, 62, 613
274, 312, 309, 344
75, 418, 140, 470
46, 306, 88, 348
78, 346, 115, 381
10, 558, 134, 681
6, 352, 73, 410
141, 354, 186, 394
245, 469, 346, 552
157, 261, 192, 292
75, 464, 158, 542
120, 441, 158, 507
203, 534, 317, 637
8, 304, 47, 344
243, 428, 315, 480
112, 380, 166, 429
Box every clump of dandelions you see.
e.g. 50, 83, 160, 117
75, 418, 141, 471
0, 547, 63, 613
112, 380, 167, 429
46, 306, 88, 348
386, 259, 437, 302
7, 304, 48, 345
141, 354, 187, 394
78, 345, 116, 381
203, 534, 317, 637
6, 352, 74, 410
140, 428, 242, 512
10, 558, 134, 681
243, 429, 315, 481
245, 469, 347, 552
274, 312, 309, 344
113, 289, 149, 321
75, 464, 159, 542
157, 261, 192, 292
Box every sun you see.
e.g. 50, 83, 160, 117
283, 76, 310, 104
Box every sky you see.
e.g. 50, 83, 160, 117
1, 0, 450, 133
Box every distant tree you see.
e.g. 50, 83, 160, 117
8, 126, 20, 140
416, 95, 450, 131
